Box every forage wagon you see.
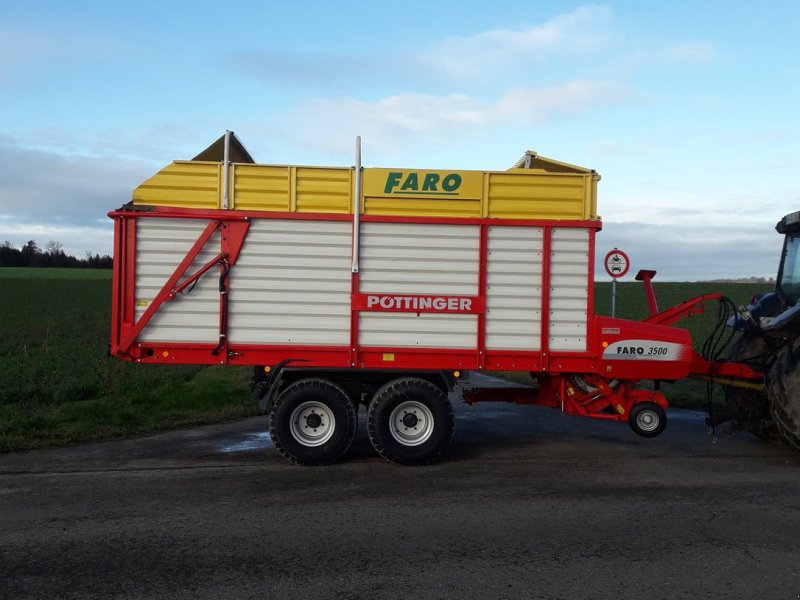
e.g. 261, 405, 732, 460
109, 132, 786, 465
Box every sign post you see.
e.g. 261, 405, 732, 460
604, 248, 630, 317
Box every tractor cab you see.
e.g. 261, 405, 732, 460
730, 211, 800, 335
775, 212, 800, 308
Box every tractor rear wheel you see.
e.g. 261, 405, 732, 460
766, 338, 800, 450
725, 333, 779, 441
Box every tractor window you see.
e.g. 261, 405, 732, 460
779, 234, 800, 304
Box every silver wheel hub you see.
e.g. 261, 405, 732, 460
289, 401, 335, 447
389, 401, 434, 446
636, 410, 659, 432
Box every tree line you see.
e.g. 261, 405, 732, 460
0, 240, 113, 269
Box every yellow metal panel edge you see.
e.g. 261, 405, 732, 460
507, 153, 593, 174
175, 159, 352, 171
481, 173, 490, 218
350, 167, 354, 215
217, 163, 223, 209
228, 164, 235, 210
583, 175, 591, 220
289, 166, 297, 212
172, 160, 219, 166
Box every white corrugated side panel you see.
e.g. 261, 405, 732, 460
359, 313, 478, 348
549, 228, 590, 351
359, 222, 479, 348
485, 226, 543, 350
228, 219, 352, 345
136, 219, 220, 343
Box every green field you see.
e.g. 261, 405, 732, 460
0, 269, 256, 452
0, 267, 771, 452
0, 267, 113, 280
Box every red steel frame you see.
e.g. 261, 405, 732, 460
109, 205, 763, 410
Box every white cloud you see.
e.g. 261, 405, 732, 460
422, 5, 613, 78
289, 80, 630, 155
493, 80, 630, 120
662, 40, 718, 64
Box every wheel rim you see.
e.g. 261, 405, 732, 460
636, 409, 660, 432
289, 401, 336, 447
389, 401, 434, 446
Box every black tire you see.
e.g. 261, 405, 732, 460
725, 333, 779, 441
367, 378, 454, 465
268, 378, 357, 466
766, 338, 800, 450
629, 402, 667, 438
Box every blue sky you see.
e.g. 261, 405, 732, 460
1, 1, 798, 279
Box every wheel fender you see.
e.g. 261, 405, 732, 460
626, 389, 669, 414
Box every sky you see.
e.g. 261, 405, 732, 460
1, 0, 798, 280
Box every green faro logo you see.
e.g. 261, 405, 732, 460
384, 172, 462, 195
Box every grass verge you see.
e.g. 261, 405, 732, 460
0, 274, 257, 452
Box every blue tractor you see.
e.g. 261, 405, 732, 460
725, 211, 800, 448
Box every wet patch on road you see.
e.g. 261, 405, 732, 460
666, 409, 707, 421
216, 431, 273, 454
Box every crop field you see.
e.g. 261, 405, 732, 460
0, 267, 768, 451
0, 268, 256, 452
0, 267, 113, 280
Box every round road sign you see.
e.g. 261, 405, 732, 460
604, 249, 630, 278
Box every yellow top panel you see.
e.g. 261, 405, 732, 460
134, 161, 222, 210
132, 157, 600, 221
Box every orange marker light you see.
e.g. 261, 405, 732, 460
161, 351, 169, 358
454, 371, 461, 378
264, 366, 271, 373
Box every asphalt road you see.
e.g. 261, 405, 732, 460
1, 374, 799, 600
